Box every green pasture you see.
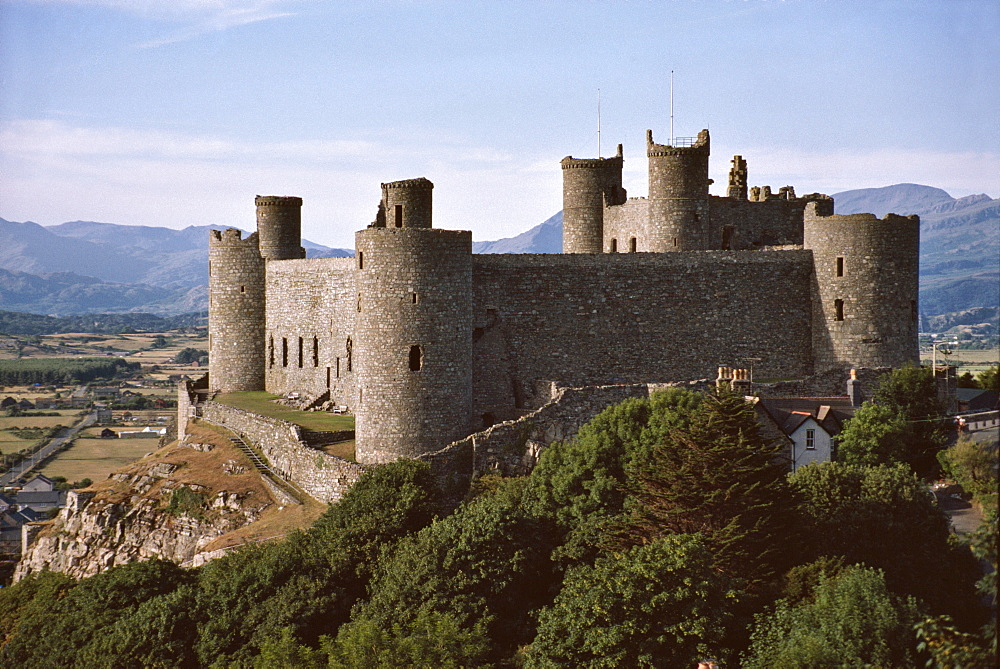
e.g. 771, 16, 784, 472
213, 392, 355, 433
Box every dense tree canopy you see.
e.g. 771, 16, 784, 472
0, 386, 991, 666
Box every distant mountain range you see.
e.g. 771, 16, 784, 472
1, 184, 996, 330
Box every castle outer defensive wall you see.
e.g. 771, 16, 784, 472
205, 128, 919, 469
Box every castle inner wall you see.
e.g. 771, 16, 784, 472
264, 257, 357, 404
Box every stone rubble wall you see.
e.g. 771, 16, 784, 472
200, 401, 364, 504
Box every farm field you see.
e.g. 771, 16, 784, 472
39, 429, 159, 482
920, 346, 1000, 375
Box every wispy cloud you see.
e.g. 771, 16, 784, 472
22, 0, 310, 47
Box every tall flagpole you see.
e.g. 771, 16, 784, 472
597, 88, 602, 158
670, 70, 674, 145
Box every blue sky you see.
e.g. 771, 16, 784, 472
1, 0, 997, 249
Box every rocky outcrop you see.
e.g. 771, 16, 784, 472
14, 424, 279, 582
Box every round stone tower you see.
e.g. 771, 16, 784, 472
804, 202, 920, 371
354, 179, 473, 464
380, 178, 434, 229
646, 128, 711, 251
560, 145, 624, 253
255, 195, 305, 260
208, 228, 266, 392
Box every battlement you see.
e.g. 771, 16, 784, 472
382, 177, 434, 190
561, 145, 624, 169
255, 195, 302, 207
209, 228, 259, 246
646, 128, 710, 156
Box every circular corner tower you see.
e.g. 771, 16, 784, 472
804, 202, 920, 371
560, 145, 624, 253
255, 195, 305, 260
208, 228, 266, 392
381, 178, 434, 229
353, 179, 473, 464
646, 128, 711, 251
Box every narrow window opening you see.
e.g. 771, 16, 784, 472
268, 336, 274, 368
394, 204, 403, 228
721, 226, 734, 250
408, 345, 423, 371
357, 293, 362, 312
610, 238, 617, 253
313, 336, 319, 367
834, 299, 845, 322
836, 256, 844, 277
297, 337, 304, 368
240, 285, 245, 294
805, 428, 816, 450
629, 237, 637, 253
411, 292, 419, 304
358, 251, 364, 269
672, 237, 678, 247
346, 337, 353, 372
336, 357, 341, 379
282, 338, 288, 367
326, 366, 331, 388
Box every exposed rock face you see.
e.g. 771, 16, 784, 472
14, 424, 277, 582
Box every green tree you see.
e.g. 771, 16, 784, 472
526, 534, 737, 668
836, 365, 949, 477
192, 460, 440, 666
744, 565, 922, 668
790, 462, 984, 627
977, 364, 999, 391
524, 388, 702, 562
324, 608, 490, 669
347, 477, 559, 663
938, 435, 999, 507
618, 389, 798, 584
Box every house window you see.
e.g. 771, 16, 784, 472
834, 299, 845, 321
629, 237, 637, 253
394, 204, 403, 228
409, 345, 423, 371
836, 256, 844, 277
610, 238, 617, 253
805, 429, 816, 450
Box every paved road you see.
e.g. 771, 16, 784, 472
0, 412, 97, 487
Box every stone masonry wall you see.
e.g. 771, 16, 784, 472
265, 257, 357, 406
604, 198, 649, 252
804, 207, 920, 371
469, 250, 815, 423
200, 401, 364, 504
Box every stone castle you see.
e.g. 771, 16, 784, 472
205, 128, 919, 467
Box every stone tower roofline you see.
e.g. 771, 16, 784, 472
560, 144, 624, 169
646, 128, 710, 156
209, 228, 259, 246
803, 201, 914, 225
255, 195, 302, 207
382, 177, 434, 190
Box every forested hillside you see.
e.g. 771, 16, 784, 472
1, 384, 994, 667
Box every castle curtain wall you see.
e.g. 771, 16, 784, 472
470, 250, 814, 420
